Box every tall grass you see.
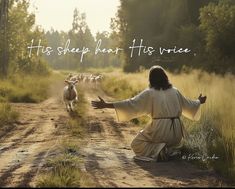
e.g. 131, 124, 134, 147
171, 70, 235, 181
0, 74, 52, 103
37, 145, 94, 187
101, 69, 235, 181
0, 103, 19, 127
0, 73, 54, 134
79, 66, 119, 74
101, 69, 147, 100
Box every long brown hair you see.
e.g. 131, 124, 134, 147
149, 65, 172, 90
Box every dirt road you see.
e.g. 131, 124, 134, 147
0, 80, 227, 187
0, 95, 68, 187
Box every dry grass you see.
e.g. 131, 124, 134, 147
36, 143, 94, 187
0, 73, 55, 134
0, 74, 52, 103
0, 103, 19, 128
170, 70, 235, 180
101, 68, 235, 181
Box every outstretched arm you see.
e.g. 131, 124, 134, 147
177, 89, 207, 121
92, 89, 151, 122
91, 96, 114, 109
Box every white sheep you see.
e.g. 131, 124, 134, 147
89, 76, 96, 83
67, 73, 84, 83
69, 74, 79, 82
83, 75, 90, 83
66, 73, 73, 80
63, 80, 78, 112
95, 75, 103, 84
76, 74, 83, 82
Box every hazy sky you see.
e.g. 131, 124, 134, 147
29, 0, 120, 36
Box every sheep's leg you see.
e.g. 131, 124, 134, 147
70, 101, 74, 111
74, 96, 78, 103
67, 102, 70, 112
65, 101, 70, 112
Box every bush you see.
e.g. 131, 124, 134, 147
37, 153, 93, 187
0, 74, 51, 103
0, 103, 19, 127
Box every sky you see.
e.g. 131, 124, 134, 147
29, 0, 120, 36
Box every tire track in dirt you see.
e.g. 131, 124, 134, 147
0, 96, 68, 187
80, 85, 227, 187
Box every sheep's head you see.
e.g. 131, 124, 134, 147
67, 73, 73, 79
65, 80, 78, 90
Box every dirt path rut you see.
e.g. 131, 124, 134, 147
0, 97, 68, 187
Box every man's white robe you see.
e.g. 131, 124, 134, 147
113, 87, 201, 160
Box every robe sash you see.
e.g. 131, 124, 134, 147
153, 117, 185, 138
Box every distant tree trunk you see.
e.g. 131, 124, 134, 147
0, 0, 9, 77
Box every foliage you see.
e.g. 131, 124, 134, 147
0, 0, 9, 76
199, 0, 235, 73
113, 0, 234, 74
200, 1, 235, 58
7, 0, 49, 75
0, 0, 50, 77
44, 8, 123, 70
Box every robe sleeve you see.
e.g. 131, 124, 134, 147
113, 89, 152, 122
176, 89, 201, 121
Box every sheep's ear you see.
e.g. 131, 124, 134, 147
74, 80, 79, 84
65, 80, 69, 84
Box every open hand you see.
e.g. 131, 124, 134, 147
198, 93, 207, 104
91, 96, 107, 109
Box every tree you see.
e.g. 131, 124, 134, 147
199, 0, 235, 73
68, 9, 95, 69
0, 0, 9, 77
200, 0, 235, 59
114, 0, 218, 72
6, 0, 49, 75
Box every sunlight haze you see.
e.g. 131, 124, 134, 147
29, 0, 120, 36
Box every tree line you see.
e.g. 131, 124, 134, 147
44, 8, 123, 70
0, 0, 123, 75
0, 0, 49, 78
113, 0, 235, 73
1, 0, 234, 75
